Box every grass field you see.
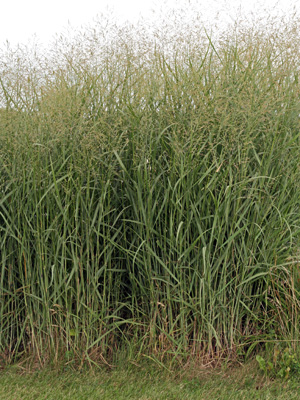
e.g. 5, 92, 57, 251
1, 362, 300, 400
0, 7, 300, 371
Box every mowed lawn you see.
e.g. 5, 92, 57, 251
0, 363, 299, 400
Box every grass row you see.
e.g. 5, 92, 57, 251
0, 12, 300, 368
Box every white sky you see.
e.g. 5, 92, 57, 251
1, 0, 299, 47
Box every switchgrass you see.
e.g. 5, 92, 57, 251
0, 10, 300, 368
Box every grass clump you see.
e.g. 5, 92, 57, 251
0, 8, 300, 368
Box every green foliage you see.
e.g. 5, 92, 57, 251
0, 11, 300, 368
256, 346, 300, 381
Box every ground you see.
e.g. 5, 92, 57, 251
0, 361, 299, 399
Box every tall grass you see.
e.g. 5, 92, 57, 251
0, 10, 300, 367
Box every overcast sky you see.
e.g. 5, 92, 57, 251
1, 0, 299, 47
